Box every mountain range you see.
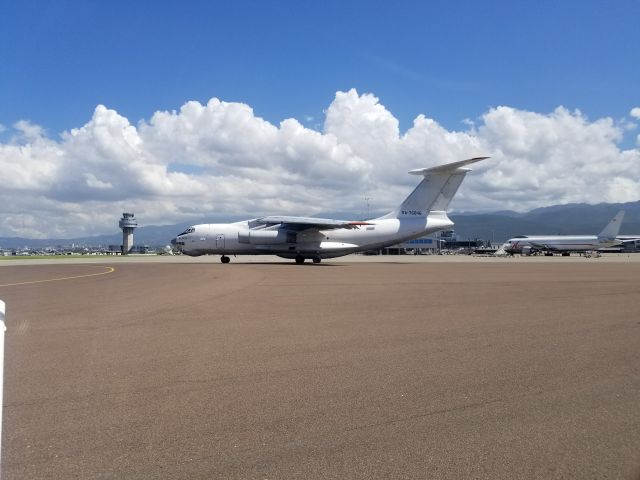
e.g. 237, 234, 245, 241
2, 201, 639, 249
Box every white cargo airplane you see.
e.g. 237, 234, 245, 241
498, 210, 625, 256
171, 157, 488, 263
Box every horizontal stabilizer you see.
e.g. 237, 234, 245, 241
408, 157, 489, 176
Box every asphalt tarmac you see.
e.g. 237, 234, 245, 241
1, 256, 639, 479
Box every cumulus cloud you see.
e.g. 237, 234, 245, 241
1, 89, 639, 238
13, 120, 45, 142
630, 107, 640, 119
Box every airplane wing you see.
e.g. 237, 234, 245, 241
616, 236, 640, 244
257, 216, 371, 231
528, 242, 561, 251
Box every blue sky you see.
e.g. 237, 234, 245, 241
1, 0, 640, 238
2, 0, 638, 136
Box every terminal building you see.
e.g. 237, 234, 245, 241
107, 244, 150, 255
370, 230, 490, 255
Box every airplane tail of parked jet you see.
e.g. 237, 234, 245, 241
597, 210, 625, 241
378, 157, 488, 220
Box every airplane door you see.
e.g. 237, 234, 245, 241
215, 234, 225, 250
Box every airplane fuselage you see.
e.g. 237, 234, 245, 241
175, 212, 453, 259
503, 235, 621, 254
172, 157, 488, 263
499, 211, 625, 256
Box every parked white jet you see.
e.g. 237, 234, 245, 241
498, 210, 625, 256
171, 157, 487, 263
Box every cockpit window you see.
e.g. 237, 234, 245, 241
179, 227, 196, 235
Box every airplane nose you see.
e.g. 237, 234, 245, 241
170, 237, 177, 246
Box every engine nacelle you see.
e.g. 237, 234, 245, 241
238, 229, 288, 245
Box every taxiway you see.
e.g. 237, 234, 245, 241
0, 256, 639, 479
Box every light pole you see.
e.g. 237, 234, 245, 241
364, 197, 372, 219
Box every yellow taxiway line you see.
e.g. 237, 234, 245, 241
0, 266, 115, 287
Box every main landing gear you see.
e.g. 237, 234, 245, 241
220, 255, 230, 264
294, 255, 322, 264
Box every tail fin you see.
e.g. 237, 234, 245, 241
379, 157, 488, 219
597, 210, 624, 241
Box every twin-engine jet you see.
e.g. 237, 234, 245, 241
171, 157, 488, 263
499, 210, 625, 256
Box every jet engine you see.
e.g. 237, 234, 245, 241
238, 229, 288, 245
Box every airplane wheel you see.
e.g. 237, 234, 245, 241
221, 255, 230, 264
295, 255, 305, 264
312, 257, 321, 264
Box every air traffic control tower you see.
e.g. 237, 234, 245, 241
119, 212, 138, 254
